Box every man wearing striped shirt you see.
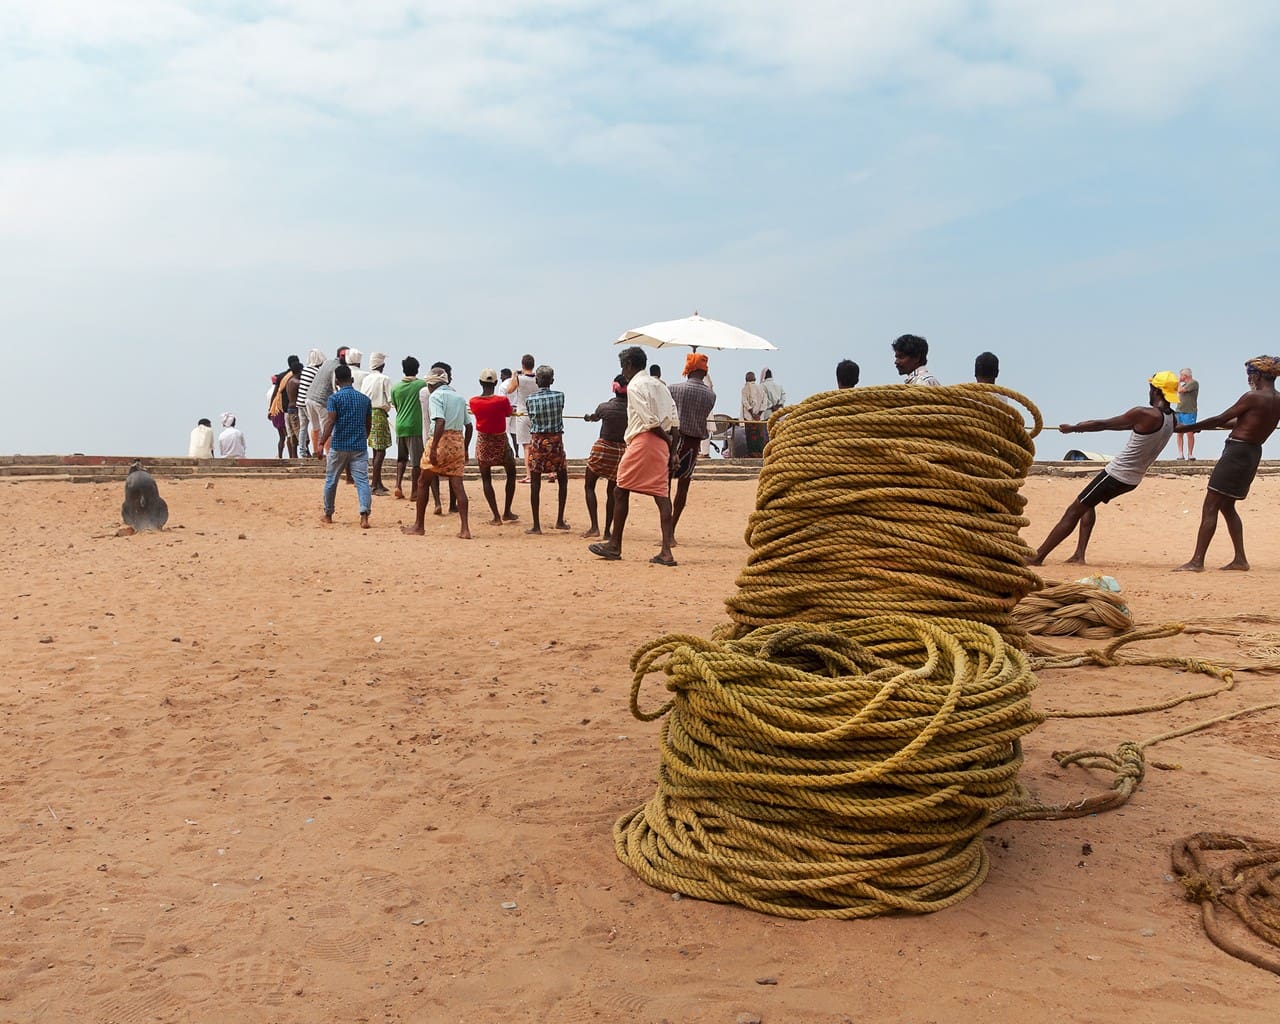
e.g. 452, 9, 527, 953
524, 365, 570, 534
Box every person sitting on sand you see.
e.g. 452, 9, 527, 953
1029, 374, 1176, 567
589, 345, 679, 566
581, 374, 629, 540
218, 413, 247, 458
469, 368, 519, 525
402, 368, 471, 539
188, 418, 215, 458
1174, 356, 1280, 572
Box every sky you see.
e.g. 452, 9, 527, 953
3, 1, 1279, 460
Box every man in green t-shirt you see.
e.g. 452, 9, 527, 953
390, 356, 428, 500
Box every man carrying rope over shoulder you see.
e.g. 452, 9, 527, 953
1029, 374, 1176, 567
1174, 355, 1280, 572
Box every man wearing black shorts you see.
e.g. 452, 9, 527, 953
1175, 356, 1280, 572
1029, 375, 1175, 566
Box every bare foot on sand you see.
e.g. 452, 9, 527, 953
1026, 555, 1044, 566
320, 514, 333, 525
1064, 554, 1086, 565
580, 527, 599, 539
1220, 558, 1250, 571
526, 526, 542, 535
554, 521, 571, 531
502, 512, 520, 522
458, 529, 472, 540
486, 517, 502, 526
359, 514, 370, 530
432, 507, 444, 517
401, 524, 424, 536
1173, 561, 1204, 572
393, 488, 404, 499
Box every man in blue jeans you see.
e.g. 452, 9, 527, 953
319, 363, 373, 528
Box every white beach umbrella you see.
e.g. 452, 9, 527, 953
613, 313, 777, 353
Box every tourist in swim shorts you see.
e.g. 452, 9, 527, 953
1175, 367, 1199, 460
1029, 374, 1176, 566
1175, 356, 1280, 572
589, 345, 679, 566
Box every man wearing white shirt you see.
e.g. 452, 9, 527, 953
360, 351, 394, 495
589, 345, 679, 567
188, 418, 215, 458
217, 413, 247, 458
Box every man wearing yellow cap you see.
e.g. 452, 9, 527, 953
1175, 356, 1280, 572
1029, 374, 1176, 567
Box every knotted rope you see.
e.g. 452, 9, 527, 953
613, 617, 1042, 918
721, 385, 1044, 645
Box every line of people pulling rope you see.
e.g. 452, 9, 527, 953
262, 336, 1280, 573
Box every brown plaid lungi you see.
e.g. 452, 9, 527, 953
672, 434, 700, 481
528, 432, 566, 474
586, 438, 626, 481
475, 431, 512, 469
368, 408, 391, 451
422, 429, 466, 477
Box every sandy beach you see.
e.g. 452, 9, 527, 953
3, 470, 1279, 1023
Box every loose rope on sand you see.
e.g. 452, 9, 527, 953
613, 616, 1042, 918
721, 385, 1044, 645
1174, 833, 1280, 976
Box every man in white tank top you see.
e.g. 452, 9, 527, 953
1028, 374, 1176, 566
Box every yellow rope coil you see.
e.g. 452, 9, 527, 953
1013, 579, 1134, 645
613, 616, 1043, 918
722, 385, 1044, 643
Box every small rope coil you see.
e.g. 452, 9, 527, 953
613, 616, 1043, 918
1013, 579, 1134, 647
723, 385, 1044, 644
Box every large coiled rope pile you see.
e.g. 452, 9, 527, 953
613, 616, 1043, 918
615, 385, 1047, 917
723, 385, 1043, 644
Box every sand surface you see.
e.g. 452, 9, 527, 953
3, 470, 1280, 1023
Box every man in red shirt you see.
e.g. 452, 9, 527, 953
469, 369, 520, 525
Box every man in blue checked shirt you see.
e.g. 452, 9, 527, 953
319, 363, 373, 528
524, 365, 570, 534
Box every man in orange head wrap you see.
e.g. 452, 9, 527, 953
668, 352, 717, 543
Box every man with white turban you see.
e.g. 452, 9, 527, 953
360, 351, 394, 495
217, 413, 247, 458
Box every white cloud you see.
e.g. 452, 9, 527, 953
2, 1, 1276, 165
